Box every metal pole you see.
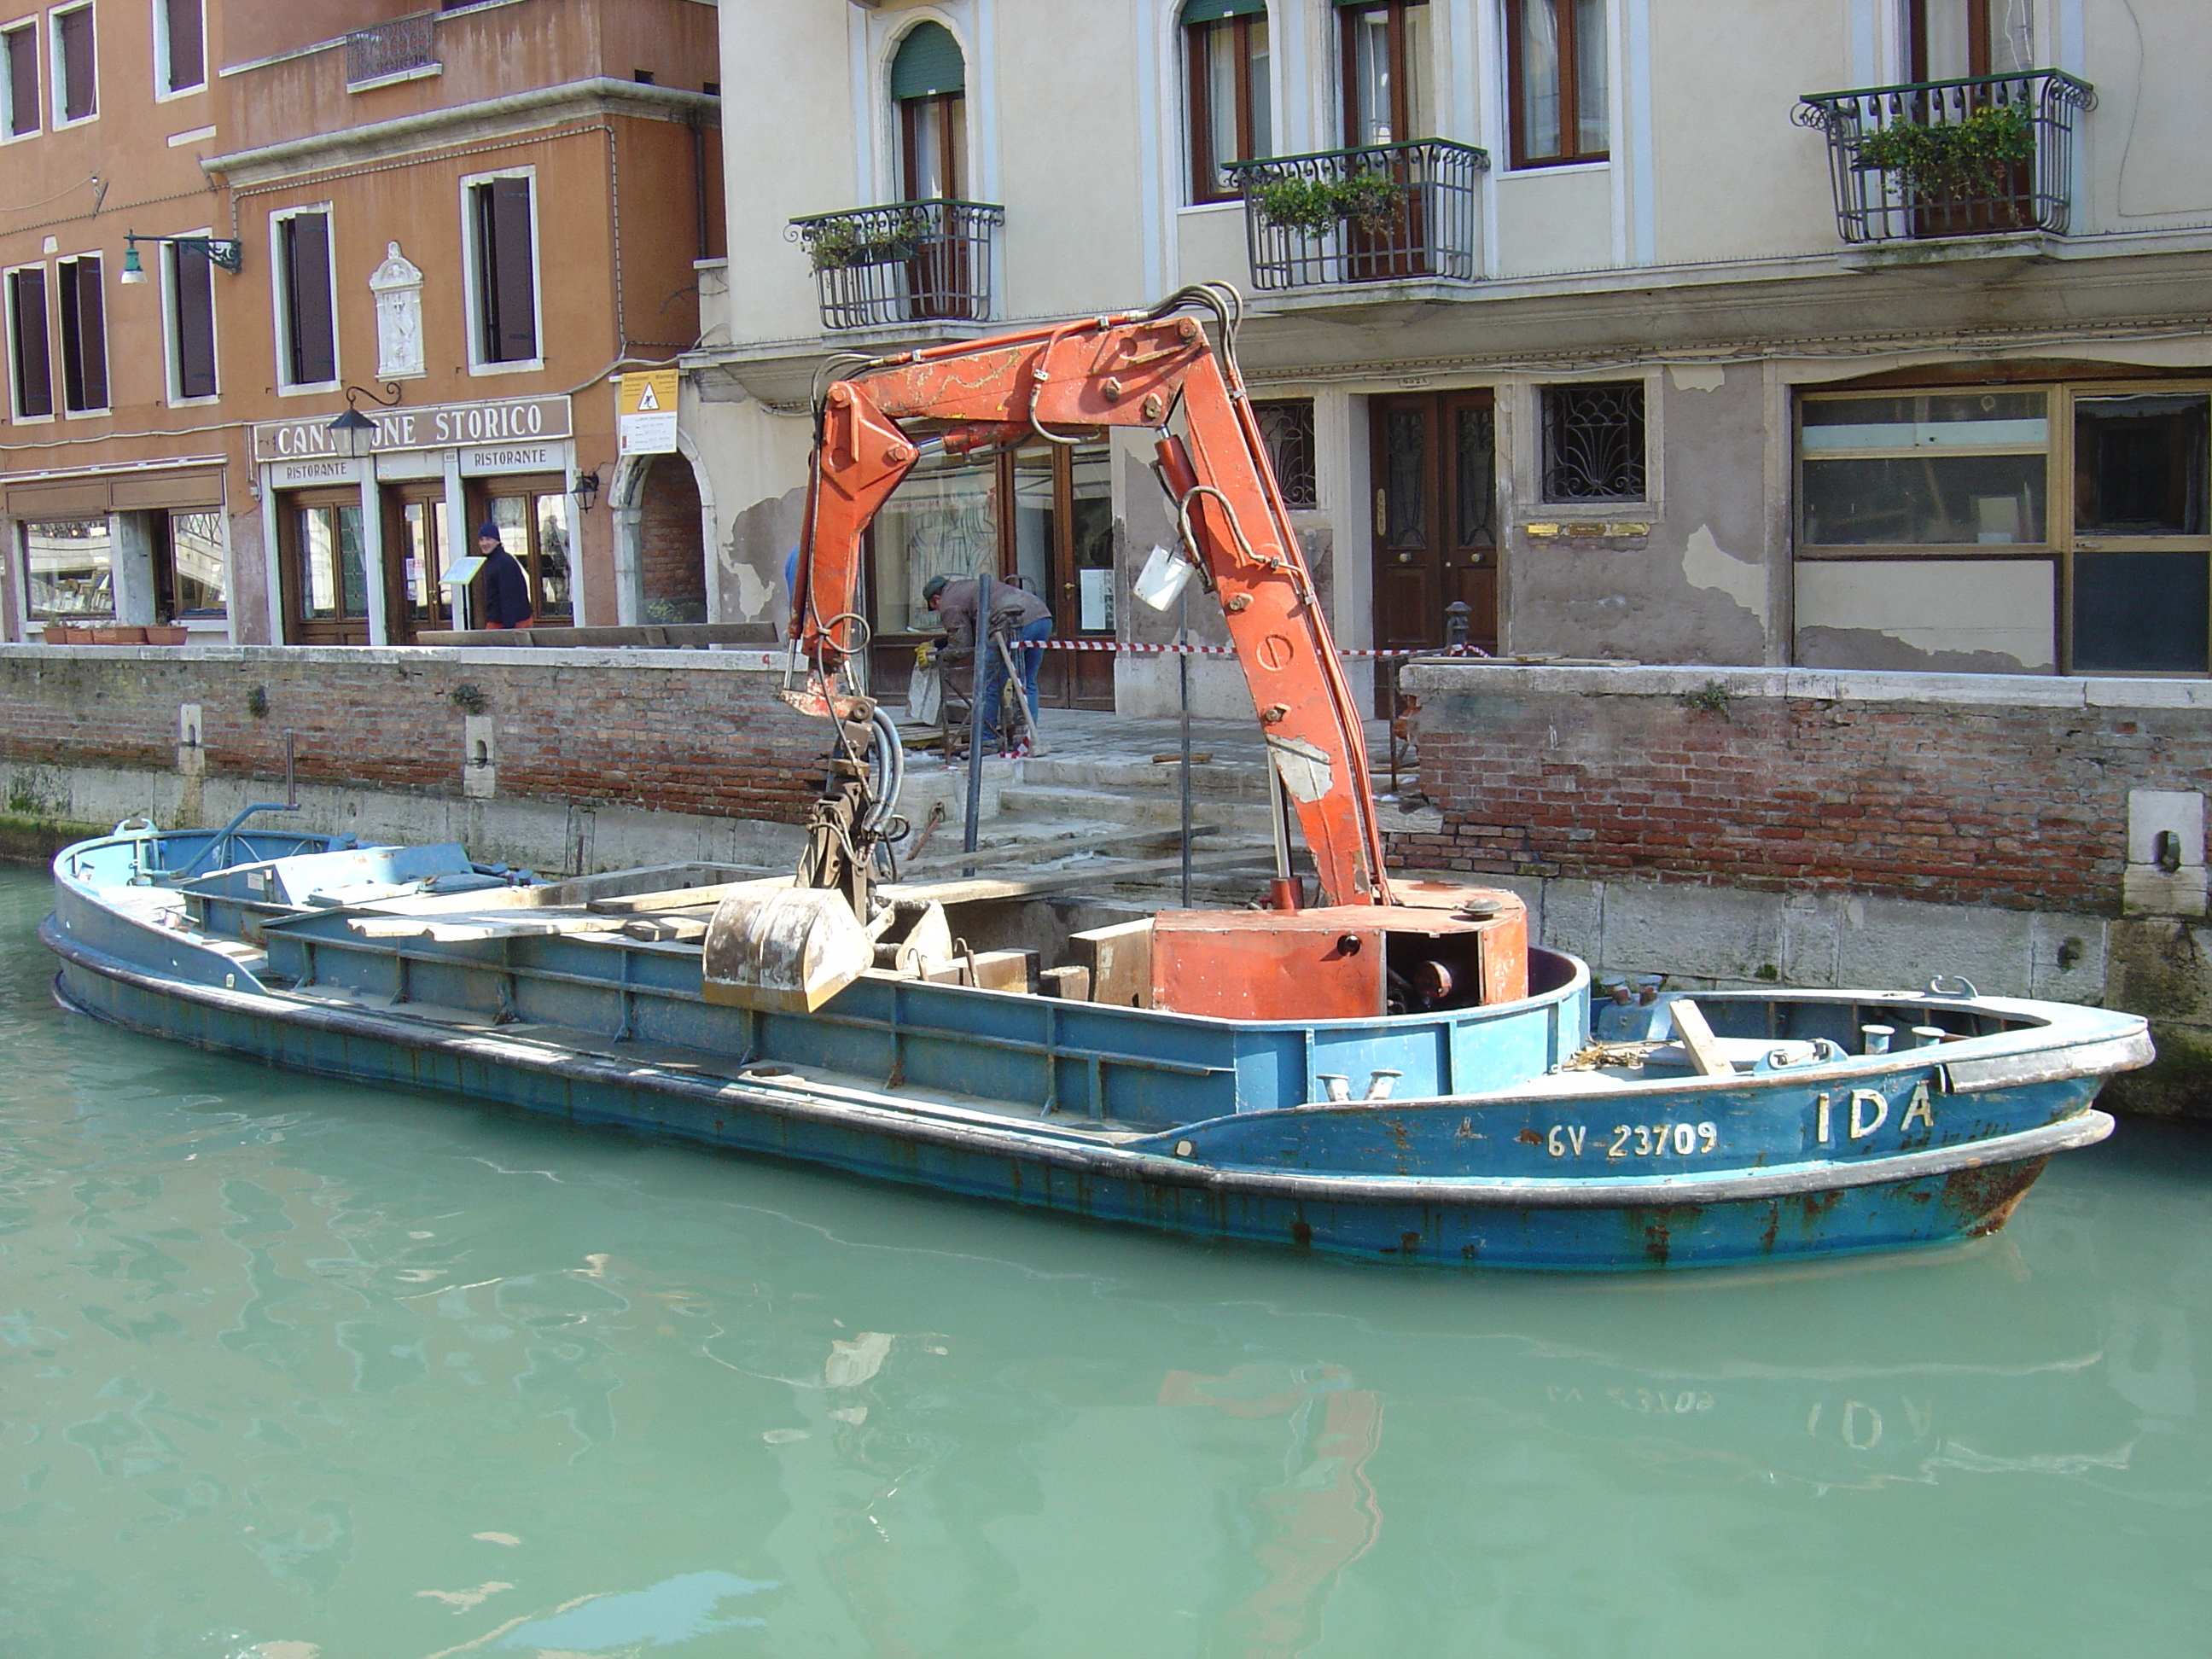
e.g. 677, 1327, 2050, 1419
1178, 584, 1192, 908
961, 555, 991, 876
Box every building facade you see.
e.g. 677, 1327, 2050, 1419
0, 0, 722, 647
688, 0, 2212, 714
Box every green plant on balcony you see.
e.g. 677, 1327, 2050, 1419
1852, 102, 2035, 198
806, 211, 930, 273
1248, 170, 1409, 236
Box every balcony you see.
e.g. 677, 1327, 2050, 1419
788, 200, 1004, 331
1794, 71, 2094, 245
345, 13, 439, 91
1225, 139, 1487, 293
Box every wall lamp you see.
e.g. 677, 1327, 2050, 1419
572, 469, 602, 512
118, 231, 244, 283
324, 382, 405, 460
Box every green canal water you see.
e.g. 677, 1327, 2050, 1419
4, 865, 2211, 1659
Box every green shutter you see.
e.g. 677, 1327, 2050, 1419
1181, 0, 1266, 23
889, 22, 965, 101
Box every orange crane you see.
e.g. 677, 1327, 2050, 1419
711, 288, 1526, 1022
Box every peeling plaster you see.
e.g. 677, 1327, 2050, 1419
1668, 364, 1726, 393
1682, 524, 1764, 615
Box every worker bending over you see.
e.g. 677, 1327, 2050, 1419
923, 574, 1052, 750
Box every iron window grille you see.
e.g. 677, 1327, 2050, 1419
788, 201, 1004, 331
1542, 382, 1645, 503
1794, 70, 2093, 244
1227, 139, 1486, 291
346, 13, 437, 89
1253, 400, 1317, 509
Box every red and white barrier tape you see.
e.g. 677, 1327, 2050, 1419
1028, 639, 1488, 660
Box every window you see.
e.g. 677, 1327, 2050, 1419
275, 208, 336, 388
1909, 0, 2034, 80
1506, 0, 1606, 167
1796, 381, 2212, 677
22, 518, 113, 620
6, 265, 52, 418
55, 253, 105, 413
160, 509, 224, 618
1254, 399, 1317, 509
1184, 1, 1270, 203
1540, 381, 1644, 501
482, 486, 571, 620
279, 492, 369, 643
156, 0, 203, 95
164, 236, 217, 401
466, 175, 538, 366
50, 2, 92, 125
1341, 0, 1429, 148
891, 23, 965, 201
3, 21, 37, 137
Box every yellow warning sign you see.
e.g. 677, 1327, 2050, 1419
618, 370, 680, 453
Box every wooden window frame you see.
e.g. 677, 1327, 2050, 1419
1186, 11, 1266, 206
471, 475, 573, 623
1339, 0, 1423, 149
2, 20, 39, 140
898, 92, 963, 202
49, 1, 93, 127
382, 482, 452, 642
1505, 0, 1608, 170
162, 233, 218, 405
272, 207, 338, 392
6, 264, 54, 421
1907, 0, 1996, 82
276, 487, 372, 645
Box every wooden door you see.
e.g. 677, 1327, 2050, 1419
276, 489, 370, 644
1371, 391, 1497, 707
382, 484, 451, 643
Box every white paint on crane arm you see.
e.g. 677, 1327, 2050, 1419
1266, 734, 1334, 804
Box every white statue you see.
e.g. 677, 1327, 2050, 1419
369, 241, 425, 380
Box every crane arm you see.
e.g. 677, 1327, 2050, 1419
790, 299, 1391, 907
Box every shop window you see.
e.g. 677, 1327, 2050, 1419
276, 209, 336, 389
388, 489, 451, 640
1254, 399, 1317, 509
1183, 1, 1271, 204
1341, 0, 1429, 148
55, 253, 105, 413
6, 265, 52, 419
50, 2, 92, 125
1800, 392, 2047, 546
483, 486, 572, 620
165, 238, 218, 402
467, 175, 538, 366
3, 21, 38, 138
160, 509, 225, 620
2070, 393, 2210, 674
1505, 0, 1607, 167
1540, 381, 1644, 502
21, 518, 113, 620
158, 0, 203, 95
280, 496, 369, 643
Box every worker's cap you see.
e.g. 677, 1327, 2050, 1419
475, 522, 502, 540
922, 574, 951, 602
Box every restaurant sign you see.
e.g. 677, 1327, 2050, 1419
253, 395, 573, 463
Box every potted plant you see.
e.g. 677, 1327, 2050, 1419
144, 625, 191, 645
807, 210, 931, 272
1854, 102, 2037, 235
1248, 170, 1411, 237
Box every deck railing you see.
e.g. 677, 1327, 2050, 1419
345, 12, 439, 88
788, 200, 1005, 331
1794, 70, 2094, 243
1226, 138, 1487, 291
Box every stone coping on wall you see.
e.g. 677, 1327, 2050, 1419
1399, 660, 2212, 711
0, 644, 787, 675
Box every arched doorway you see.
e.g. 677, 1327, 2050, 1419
636, 451, 708, 624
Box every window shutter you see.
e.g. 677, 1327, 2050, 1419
165, 0, 204, 92
172, 243, 217, 399
57, 9, 94, 121
4, 28, 37, 136
477, 178, 538, 363
889, 22, 964, 100
284, 214, 335, 385
56, 257, 105, 411
9, 270, 52, 418
1180, 0, 1266, 21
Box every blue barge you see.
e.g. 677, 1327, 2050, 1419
44, 824, 2149, 1271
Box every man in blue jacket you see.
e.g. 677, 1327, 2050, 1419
476, 523, 533, 630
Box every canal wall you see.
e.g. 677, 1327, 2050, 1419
1396, 662, 2212, 1116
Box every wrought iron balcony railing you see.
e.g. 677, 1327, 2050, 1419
1226, 139, 1487, 292
346, 12, 439, 89
788, 200, 1004, 331
1794, 70, 2094, 244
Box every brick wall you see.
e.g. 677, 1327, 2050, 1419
1397, 664, 2212, 915
638, 455, 708, 624
0, 645, 820, 826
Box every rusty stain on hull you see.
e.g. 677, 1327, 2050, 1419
1942, 1157, 2049, 1237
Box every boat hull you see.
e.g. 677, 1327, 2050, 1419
45, 917, 2116, 1272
